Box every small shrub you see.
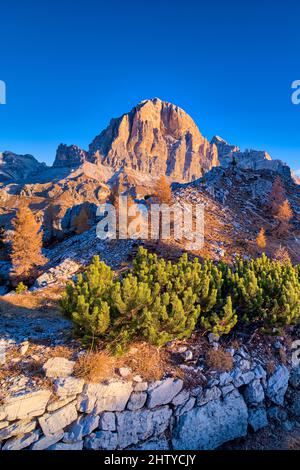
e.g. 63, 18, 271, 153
205, 348, 233, 372
74, 351, 115, 383
15, 282, 28, 294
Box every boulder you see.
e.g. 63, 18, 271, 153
147, 378, 183, 408
43, 357, 75, 378
116, 406, 172, 449
172, 392, 248, 450
1, 389, 51, 421
127, 392, 147, 411
63, 413, 99, 442
38, 403, 78, 436
266, 365, 289, 406
99, 412, 116, 431
78, 381, 133, 413
31, 431, 64, 450
243, 379, 265, 405
197, 386, 222, 406
48, 441, 83, 450
248, 407, 268, 432
54, 377, 84, 397
2, 430, 40, 450
0, 419, 36, 441
85, 431, 118, 450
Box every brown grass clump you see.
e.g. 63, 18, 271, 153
46, 345, 74, 360
118, 343, 166, 382
74, 351, 115, 383
266, 360, 276, 376
205, 348, 233, 372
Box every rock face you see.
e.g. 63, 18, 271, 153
89, 98, 219, 182
0, 151, 46, 182
212, 135, 292, 178
53, 144, 88, 168
172, 392, 248, 450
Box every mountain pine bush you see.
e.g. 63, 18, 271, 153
61, 248, 300, 352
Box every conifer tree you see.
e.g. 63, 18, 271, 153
275, 199, 293, 236
153, 175, 172, 204
73, 206, 91, 235
10, 203, 47, 284
44, 200, 59, 244
269, 176, 286, 216
256, 228, 267, 250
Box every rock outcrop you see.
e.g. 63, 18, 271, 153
211, 135, 292, 178
53, 144, 88, 168
0, 151, 46, 182
1, 351, 299, 451
89, 98, 219, 182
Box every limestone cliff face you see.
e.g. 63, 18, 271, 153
53, 144, 88, 168
88, 98, 219, 182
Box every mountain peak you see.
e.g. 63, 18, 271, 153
88, 99, 219, 182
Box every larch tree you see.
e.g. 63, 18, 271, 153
269, 176, 286, 216
153, 175, 172, 204
10, 203, 47, 284
275, 199, 293, 236
73, 205, 91, 235
256, 228, 267, 250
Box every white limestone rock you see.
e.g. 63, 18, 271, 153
38, 403, 77, 436
99, 412, 116, 431
2, 430, 40, 450
172, 393, 248, 450
248, 407, 268, 432
85, 431, 118, 450
54, 377, 84, 397
243, 379, 265, 405
147, 378, 183, 408
0, 419, 36, 441
31, 431, 64, 450
43, 357, 75, 378
266, 365, 289, 406
78, 381, 133, 413
1, 389, 51, 421
116, 406, 172, 449
127, 392, 147, 411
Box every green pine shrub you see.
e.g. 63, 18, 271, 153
61, 248, 300, 353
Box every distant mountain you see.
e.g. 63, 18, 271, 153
211, 135, 292, 179
0, 151, 46, 182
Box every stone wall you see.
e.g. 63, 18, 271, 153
0, 355, 300, 451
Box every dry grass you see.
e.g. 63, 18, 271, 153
118, 343, 167, 382
266, 360, 276, 376
46, 345, 74, 360
206, 348, 233, 372
74, 351, 115, 383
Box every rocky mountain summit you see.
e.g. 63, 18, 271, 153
88, 98, 219, 182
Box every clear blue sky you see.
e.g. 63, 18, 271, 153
0, 0, 299, 173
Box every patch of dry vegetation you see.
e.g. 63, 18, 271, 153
74, 351, 115, 383
206, 348, 233, 372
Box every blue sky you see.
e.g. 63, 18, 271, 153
0, 0, 299, 173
